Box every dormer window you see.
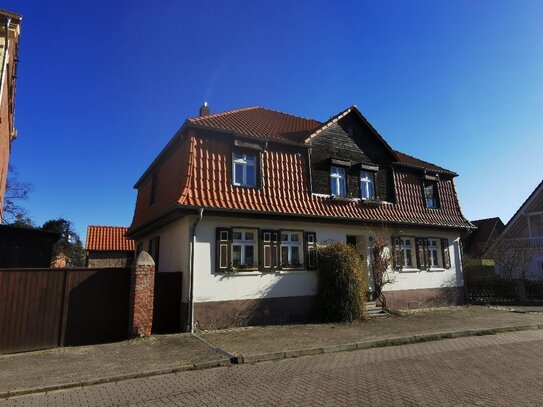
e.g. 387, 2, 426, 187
360, 171, 375, 200
233, 152, 257, 188
330, 166, 346, 197
424, 180, 439, 208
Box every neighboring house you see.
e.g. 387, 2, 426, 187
463, 217, 505, 260
85, 226, 135, 268
496, 180, 543, 279
127, 104, 473, 330
0, 224, 59, 267
0, 10, 21, 222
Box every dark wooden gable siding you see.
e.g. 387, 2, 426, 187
309, 115, 395, 201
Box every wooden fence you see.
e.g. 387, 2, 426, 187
0, 267, 130, 354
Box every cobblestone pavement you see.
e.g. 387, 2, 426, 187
3, 330, 543, 406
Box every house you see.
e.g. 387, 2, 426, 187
495, 180, 543, 279
85, 226, 135, 268
0, 224, 59, 267
463, 217, 505, 259
127, 104, 473, 330
0, 10, 21, 222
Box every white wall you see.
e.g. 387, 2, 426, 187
193, 216, 464, 303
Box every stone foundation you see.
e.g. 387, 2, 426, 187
383, 287, 465, 310
194, 296, 316, 330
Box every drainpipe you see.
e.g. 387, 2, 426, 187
187, 207, 204, 333
307, 147, 313, 195
0, 18, 11, 111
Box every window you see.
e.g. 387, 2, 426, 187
427, 239, 441, 268
280, 231, 303, 268
400, 237, 415, 268
360, 171, 375, 200
330, 166, 346, 197
233, 152, 257, 188
424, 181, 439, 208
232, 229, 258, 268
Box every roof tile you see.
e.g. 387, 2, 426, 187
85, 226, 135, 251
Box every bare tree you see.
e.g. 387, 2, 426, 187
2, 166, 33, 225
486, 237, 543, 280
370, 236, 394, 308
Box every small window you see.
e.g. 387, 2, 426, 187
232, 229, 258, 268
330, 166, 346, 197
233, 152, 257, 188
280, 231, 303, 268
360, 171, 375, 200
400, 237, 415, 268
427, 239, 441, 268
424, 181, 439, 208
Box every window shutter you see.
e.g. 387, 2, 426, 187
441, 239, 451, 269
415, 238, 428, 270
261, 230, 278, 271
216, 228, 232, 273
392, 236, 402, 271
305, 232, 317, 270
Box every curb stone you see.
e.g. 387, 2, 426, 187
2, 324, 541, 399
0, 358, 231, 400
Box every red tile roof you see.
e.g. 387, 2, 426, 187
188, 106, 323, 143
394, 150, 456, 175
173, 135, 472, 229
85, 226, 135, 251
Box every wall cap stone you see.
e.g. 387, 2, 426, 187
135, 251, 155, 267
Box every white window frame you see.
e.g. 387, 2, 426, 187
330, 166, 346, 197
233, 152, 257, 188
360, 171, 375, 200
400, 237, 416, 268
280, 231, 303, 268
232, 229, 258, 268
427, 238, 443, 269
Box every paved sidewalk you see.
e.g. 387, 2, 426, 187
0, 334, 229, 397
201, 306, 543, 357
1, 306, 542, 398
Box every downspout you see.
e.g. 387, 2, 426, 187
307, 147, 313, 195
188, 207, 204, 333
0, 18, 11, 111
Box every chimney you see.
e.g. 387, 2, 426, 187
199, 101, 210, 117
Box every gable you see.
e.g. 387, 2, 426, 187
503, 180, 543, 238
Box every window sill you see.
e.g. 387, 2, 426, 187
232, 184, 258, 190
398, 268, 421, 273
276, 269, 312, 274
329, 196, 359, 202
216, 269, 313, 276
427, 268, 446, 272
360, 199, 383, 206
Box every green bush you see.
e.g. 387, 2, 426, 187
315, 242, 369, 322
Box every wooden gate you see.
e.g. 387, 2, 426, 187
0, 267, 130, 354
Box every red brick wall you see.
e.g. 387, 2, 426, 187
128, 251, 155, 337
0, 67, 11, 220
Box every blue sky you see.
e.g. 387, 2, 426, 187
4, 0, 543, 241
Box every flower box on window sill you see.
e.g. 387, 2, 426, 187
329, 195, 359, 203
360, 198, 383, 206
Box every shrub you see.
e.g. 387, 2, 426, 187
315, 242, 369, 322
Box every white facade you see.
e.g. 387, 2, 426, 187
137, 215, 464, 304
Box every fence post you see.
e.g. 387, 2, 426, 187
128, 251, 155, 338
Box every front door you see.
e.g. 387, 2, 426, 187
346, 235, 375, 300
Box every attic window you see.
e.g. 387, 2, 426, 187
424, 180, 439, 209
330, 166, 346, 197
233, 152, 257, 188
360, 171, 375, 200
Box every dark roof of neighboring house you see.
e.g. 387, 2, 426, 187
85, 226, 135, 251
463, 217, 505, 258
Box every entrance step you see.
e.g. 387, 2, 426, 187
365, 302, 387, 317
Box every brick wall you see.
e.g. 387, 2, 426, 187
87, 251, 134, 268
128, 251, 155, 337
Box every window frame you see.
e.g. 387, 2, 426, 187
330, 166, 347, 197
423, 180, 439, 209
360, 170, 376, 200
399, 237, 417, 269
427, 238, 443, 269
232, 151, 258, 188
280, 230, 304, 269
231, 228, 259, 269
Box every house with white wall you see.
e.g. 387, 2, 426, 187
495, 180, 543, 279
127, 104, 473, 330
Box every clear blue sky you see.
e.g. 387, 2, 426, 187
4, 0, 543, 241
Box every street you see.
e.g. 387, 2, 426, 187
3, 330, 543, 406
